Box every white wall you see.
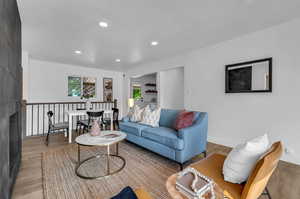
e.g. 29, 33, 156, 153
24, 58, 124, 116
125, 18, 300, 165
159, 67, 184, 109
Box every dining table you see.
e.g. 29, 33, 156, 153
66, 109, 114, 143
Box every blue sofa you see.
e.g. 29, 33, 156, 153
120, 109, 208, 166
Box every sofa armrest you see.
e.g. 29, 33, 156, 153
178, 113, 208, 138
177, 112, 208, 159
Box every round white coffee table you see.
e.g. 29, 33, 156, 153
75, 131, 126, 179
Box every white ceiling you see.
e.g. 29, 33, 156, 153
17, 0, 300, 71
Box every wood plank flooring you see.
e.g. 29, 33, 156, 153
12, 134, 300, 199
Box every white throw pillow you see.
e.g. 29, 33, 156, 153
130, 105, 144, 122
139, 106, 161, 127
222, 134, 270, 184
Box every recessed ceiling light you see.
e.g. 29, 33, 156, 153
115, 59, 121, 63
99, 21, 108, 28
74, 50, 82, 54
151, 41, 159, 46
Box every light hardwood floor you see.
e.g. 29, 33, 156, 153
12, 134, 300, 199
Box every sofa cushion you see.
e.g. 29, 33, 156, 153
130, 105, 144, 122
174, 111, 195, 130
223, 134, 269, 184
119, 122, 148, 136
140, 106, 161, 127
159, 109, 181, 128
141, 127, 184, 150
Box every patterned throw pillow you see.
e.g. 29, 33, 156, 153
130, 105, 144, 122
140, 106, 161, 127
174, 111, 195, 130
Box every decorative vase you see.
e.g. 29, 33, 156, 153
90, 120, 101, 136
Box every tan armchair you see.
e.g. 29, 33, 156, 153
134, 188, 153, 199
191, 142, 283, 199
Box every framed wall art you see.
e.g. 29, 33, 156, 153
103, 78, 113, 102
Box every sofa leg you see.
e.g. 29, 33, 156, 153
203, 150, 207, 158
179, 159, 192, 171
179, 163, 184, 171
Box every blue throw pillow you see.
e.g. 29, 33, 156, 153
111, 186, 138, 199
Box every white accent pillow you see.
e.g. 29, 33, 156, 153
140, 106, 161, 127
222, 134, 269, 184
130, 105, 144, 122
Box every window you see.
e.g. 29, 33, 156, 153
68, 76, 81, 97
132, 85, 142, 100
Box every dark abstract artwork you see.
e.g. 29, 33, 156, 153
228, 66, 252, 92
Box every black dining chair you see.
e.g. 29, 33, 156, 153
75, 108, 87, 134
79, 111, 104, 134
103, 108, 119, 130
45, 111, 69, 146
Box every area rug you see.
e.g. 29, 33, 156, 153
42, 141, 179, 199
